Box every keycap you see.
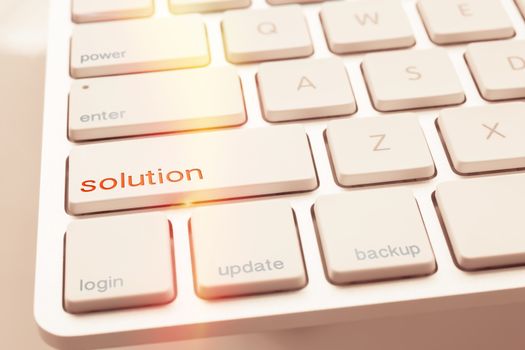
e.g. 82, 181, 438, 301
257, 58, 356, 122
436, 173, 525, 270
64, 212, 175, 313
517, 0, 525, 18
438, 103, 525, 174
362, 48, 465, 111
314, 188, 436, 284
326, 114, 435, 187
190, 200, 306, 299
69, 67, 245, 141
222, 5, 313, 63
320, 0, 415, 54
169, 0, 250, 14
67, 125, 317, 214
71, 0, 154, 23
70, 16, 209, 78
465, 40, 525, 101
417, 0, 514, 44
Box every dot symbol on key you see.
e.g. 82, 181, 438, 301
257, 22, 277, 35
370, 134, 391, 151
82, 85, 89, 90
297, 76, 316, 91
483, 122, 505, 140
508, 56, 525, 71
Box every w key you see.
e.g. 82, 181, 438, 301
320, 0, 415, 54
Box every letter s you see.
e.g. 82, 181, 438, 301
406, 66, 422, 81
81, 180, 96, 192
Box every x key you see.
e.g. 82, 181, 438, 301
482, 122, 506, 140
438, 103, 525, 174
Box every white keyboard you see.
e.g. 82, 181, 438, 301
35, 0, 525, 348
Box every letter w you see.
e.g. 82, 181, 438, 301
355, 12, 379, 26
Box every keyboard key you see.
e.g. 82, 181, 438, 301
69, 67, 246, 141
169, 0, 250, 14
257, 58, 356, 122
320, 0, 415, 54
70, 16, 209, 78
314, 188, 436, 284
436, 174, 525, 270
71, 0, 154, 23
417, 0, 514, 44
326, 114, 435, 187
67, 125, 317, 214
438, 103, 525, 174
362, 48, 465, 111
465, 40, 525, 101
190, 200, 307, 299
517, 0, 525, 18
222, 5, 313, 63
64, 212, 175, 313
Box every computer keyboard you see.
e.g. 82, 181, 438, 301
35, 0, 525, 348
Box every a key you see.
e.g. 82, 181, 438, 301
465, 40, 525, 101
320, 0, 415, 54
222, 5, 313, 63
64, 212, 175, 313
517, 0, 525, 18
69, 67, 246, 141
67, 125, 317, 214
169, 0, 250, 14
190, 200, 307, 299
417, 0, 514, 44
436, 173, 525, 270
314, 188, 436, 284
438, 103, 525, 174
257, 58, 356, 122
70, 16, 209, 78
71, 0, 154, 23
326, 114, 435, 187
362, 48, 465, 111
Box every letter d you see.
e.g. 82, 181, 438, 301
508, 56, 525, 70
242, 260, 253, 273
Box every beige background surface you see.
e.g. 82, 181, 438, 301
1, 1, 525, 349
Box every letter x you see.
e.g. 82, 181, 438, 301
482, 122, 505, 140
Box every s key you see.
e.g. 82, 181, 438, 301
362, 48, 465, 111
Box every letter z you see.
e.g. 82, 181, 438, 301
369, 134, 391, 151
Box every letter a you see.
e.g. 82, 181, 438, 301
297, 76, 316, 91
